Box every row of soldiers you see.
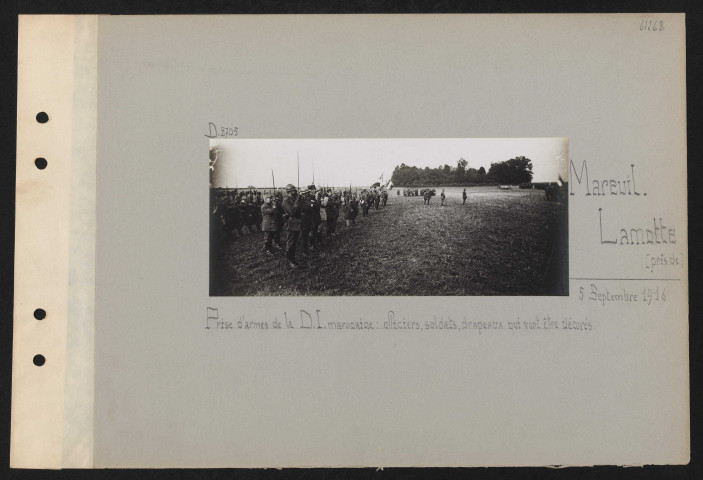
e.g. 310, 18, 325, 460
211, 189, 266, 235
261, 184, 389, 268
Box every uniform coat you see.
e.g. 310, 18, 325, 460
327, 197, 340, 219
260, 203, 276, 232
283, 194, 302, 231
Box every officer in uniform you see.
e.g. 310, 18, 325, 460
282, 184, 302, 267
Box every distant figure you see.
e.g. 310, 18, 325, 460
440, 189, 446, 206
462, 188, 467, 204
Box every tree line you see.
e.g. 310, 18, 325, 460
390, 156, 533, 186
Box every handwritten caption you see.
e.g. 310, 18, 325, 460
205, 308, 593, 334
569, 160, 678, 255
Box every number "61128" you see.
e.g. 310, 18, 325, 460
640, 20, 664, 31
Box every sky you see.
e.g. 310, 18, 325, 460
210, 138, 568, 188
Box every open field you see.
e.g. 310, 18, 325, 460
210, 186, 568, 296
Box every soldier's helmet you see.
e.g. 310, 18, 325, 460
285, 184, 297, 192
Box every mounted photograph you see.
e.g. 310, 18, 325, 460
209, 138, 568, 296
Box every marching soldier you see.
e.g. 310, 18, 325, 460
462, 188, 467, 204
282, 184, 302, 267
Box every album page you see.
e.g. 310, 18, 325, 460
12, 14, 688, 468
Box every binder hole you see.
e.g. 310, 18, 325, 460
35, 158, 47, 170
36, 112, 49, 123
33, 355, 45, 366
33, 308, 46, 320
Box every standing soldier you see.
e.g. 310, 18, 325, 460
299, 186, 315, 255
308, 185, 322, 250
440, 188, 446, 206
273, 192, 284, 249
346, 193, 358, 227
282, 184, 301, 267
260, 195, 276, 255
462, 188, 467, 205
318, 190, 328, 241
326, 190, 340, 236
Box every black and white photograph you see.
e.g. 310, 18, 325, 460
209, 138, 568, 296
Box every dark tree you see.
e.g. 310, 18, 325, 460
390, 158, 496, 186
488, 156, 533, 184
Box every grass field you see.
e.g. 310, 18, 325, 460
210, 186, 568, 296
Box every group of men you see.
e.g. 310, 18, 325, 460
260, 184, 389, 268
211, 189, 266, 236
405, 187, 469, 205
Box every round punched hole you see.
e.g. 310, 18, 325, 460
36, 112, 49, 123
35, 158, 48, 170
33, 308, 46, 320
33, 354, 45, 366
